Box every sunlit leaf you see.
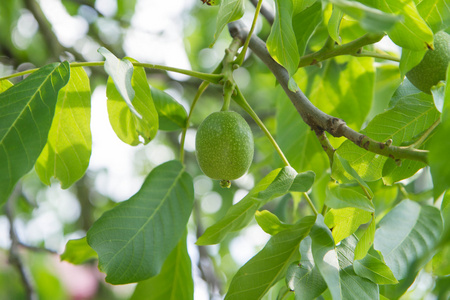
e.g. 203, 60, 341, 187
98, 47, 139, 117
337, 93, 440, 181
35, 66, 91, 188
130, 234, 193, 300
354, 215, 375, 260
225, 216, 316, 300
0, 79, 13, 92
107, 58, 158, 145
295, 56, 375, 130
87, 160, 194, 284
255, 210, 291, 235
325, 183, 374, 212
212, 0, 244, 45
327, 4, 344, 44
325, 207, 372, 243
374, 200, 443, 280
60, 237, 97, 265
267, 0, 299, 76
0, 62, 70, 205
417, 0, 450, 32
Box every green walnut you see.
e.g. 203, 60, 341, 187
195, 111, 254, 183
406, 31, 450, 94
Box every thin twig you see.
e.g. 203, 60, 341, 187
250, 0, 274, 25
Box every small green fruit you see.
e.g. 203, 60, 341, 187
406, 31, 450, 94
195, 111, 254, 181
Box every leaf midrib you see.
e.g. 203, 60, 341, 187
0, 65, 60, 146
102, 165, 185, 271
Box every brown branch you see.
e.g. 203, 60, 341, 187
24, 0, 63, 59
5, 190, 38, 300
228, 21, 428, 165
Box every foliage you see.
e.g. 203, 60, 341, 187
0, 0, 449, 299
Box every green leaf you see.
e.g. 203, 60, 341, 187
295, 56, 375, 130
286, 237, 327, 300
431, 81, 445, 113
374, 200, 443, 280
151, 87, 187, 131
339, 266, 379, 299
98, 47, 140, 118
327, 5, 344, 44
332, 153, 373, 199
225, 216, 316, 300
258, 166, 297, 202
293, 2, 322, 56
255, 210, 291, 235
354, 215, 375, 260
290, 171, 315, 193
382, 157, 426, 185
361, 0, 433, 50
399, 48, 427, 77
35, 66, 92, 188
212, 0, 244, 46
292, 0, 316, 15
0, 79, 13, 92
267, 0, 300, 76
309, 215, 341, 300
60, 237, 97, 265
275, 89, 328, 175
417, 0, 450, 32
0, 62, 70, 206
336, 236, 380, 299
325, 207, 372, 244
337, 93, 440, 181
86, 160, 194, 284
429, 65, 450, 198
107, 58, 158, 145
367, 64, 402, 121
117, 0, 137, 19
354, 251, 398, 284
329, 0, 400, 33
325, 183, 375, 212
130, 234, 193, 300
196, 167, 297, 245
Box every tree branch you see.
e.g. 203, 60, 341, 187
5, 190, 38, 300
228, 21, 428, 165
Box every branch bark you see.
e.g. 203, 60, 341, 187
228, 21, 428, 165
